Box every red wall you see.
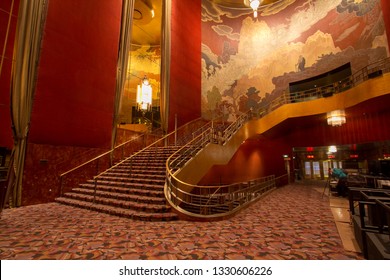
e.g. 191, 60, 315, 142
381, 0, 390, 50
168, 0, 201, 131
20, 0, 123, 206
29, 0, 122, 148
198, 137, 290, 185
283, 97, 390, 148
0, 0, 19, 149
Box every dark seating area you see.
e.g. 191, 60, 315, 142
348, 185, 390, 259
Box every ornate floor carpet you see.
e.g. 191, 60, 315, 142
0, 183, 363, 260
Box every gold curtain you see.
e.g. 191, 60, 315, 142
160, 0, 171, 133
10, 0, 47, 206
111, 0, 135, 150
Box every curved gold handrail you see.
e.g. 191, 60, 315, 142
164, 118, 288, 219
164, 57, 390, 220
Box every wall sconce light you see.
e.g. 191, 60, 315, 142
136, 76, 152, 111
327, 109, 346, 126
328, 145, 337, 153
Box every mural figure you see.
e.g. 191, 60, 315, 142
296, 55, 306, 72
246, 86, 261, 111
218, 41, 236, 65
238, 94, 249, 113
223, 80, 237, 97
207, 86, 222, 113
219, 100, 236, 122
202, 53, 221, 79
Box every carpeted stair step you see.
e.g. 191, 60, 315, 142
114, 162, 165, 168
54, 198, 178, 221
59, 192, 171, 213
56, 144, 185, 221
110, 168, 166, 176
86, 180, 164, 191
130, 156, 174, 162
78, 183, 165, 197
71, 188, 167, 204
102, 171, 166, 180
118, 162, 167, 168
96, 175, 165, 185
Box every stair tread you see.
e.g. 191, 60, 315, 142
55, 198, 178, 221
71, 188, 167, 203
103, 172, 165, 178
86, 180, 164, 188
57, 145, 182, 221
78, 183, 164, 196
96, 175, 164, 183
60, 193, 171, 212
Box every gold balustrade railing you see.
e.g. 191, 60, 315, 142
164, 57, 390, 219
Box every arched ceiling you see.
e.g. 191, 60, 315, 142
132, 0, 162, 46
132, 0, 283, 46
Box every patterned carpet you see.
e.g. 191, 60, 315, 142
0, 183, 363, 260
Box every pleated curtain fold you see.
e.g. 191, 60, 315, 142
10, 0, 47, 206
111, 0, 135, 151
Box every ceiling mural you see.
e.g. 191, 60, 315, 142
201, 0, 389, 121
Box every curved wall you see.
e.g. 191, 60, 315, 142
199, 73, 390, 185
198, 0, 390, 185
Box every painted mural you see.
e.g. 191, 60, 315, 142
201, 0, 389, 121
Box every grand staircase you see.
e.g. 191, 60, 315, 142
56, 146, 181, 221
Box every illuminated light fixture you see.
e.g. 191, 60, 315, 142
328, 145, 337, 153
327, 109, 346, 126
247, 0, 260, 18
136, 76, 152, 111
151, 9, 155, 18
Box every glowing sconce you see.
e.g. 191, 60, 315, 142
327, 110, 346, 126
328, 145, 337, 153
